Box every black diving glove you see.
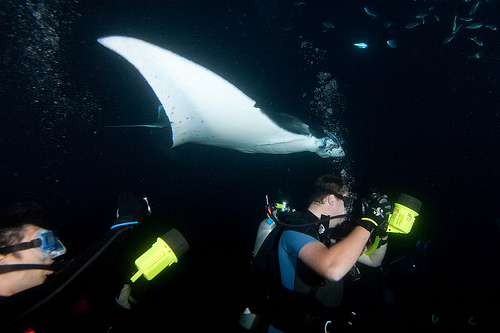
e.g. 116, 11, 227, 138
357, 193, 393, 233
374, 220, 389, 238
112, 192, 151, 229
370, 221, 389, 248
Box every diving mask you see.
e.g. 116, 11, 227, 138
0, 228, 66, 260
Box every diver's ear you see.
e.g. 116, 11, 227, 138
327, 194, 336, 206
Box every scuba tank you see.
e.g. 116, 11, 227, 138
252, 217, 276, 258
251, 196, 291, 259
240, 196, 293, 330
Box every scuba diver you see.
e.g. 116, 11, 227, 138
0, 223, 65, 296
240, 174, 393, 332
0, 193, 189, 333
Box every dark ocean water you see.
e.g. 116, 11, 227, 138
1, 0, 498, 331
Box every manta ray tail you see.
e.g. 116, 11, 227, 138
107, 105, 170, 129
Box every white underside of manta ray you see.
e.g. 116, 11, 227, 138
98, 36, 344, 158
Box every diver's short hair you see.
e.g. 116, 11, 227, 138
0, 202, 45, 259
309, 174, 348, 204
0, 225, 32, 259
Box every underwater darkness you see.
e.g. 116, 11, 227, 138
0, 0, 498, 331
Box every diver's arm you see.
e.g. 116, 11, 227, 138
299, 226, 370, 282
357, 237, 388, 267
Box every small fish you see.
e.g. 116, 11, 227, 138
466, 23, 483, 29
434, 14, 440, 22
322, 22, 335, 29
459, 17, 474, 22
384, 22, 393, 28
467, 50, 484, 60
354, 42, 368, 49
294, 2, 306, 5
452, 15, 458, 32
386, 40, 397, 48
405, 23, 420, 29
416, 13, 429, 24
485, 24, 497, 31
469, 2, 481, 15
443, 35, 456, 44
453, 23, 463, 34
364, 7, 378, 18
468, 37, 483, 46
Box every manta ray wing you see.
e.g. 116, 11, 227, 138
98, 36, 344, 157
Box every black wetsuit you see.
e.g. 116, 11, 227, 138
269, 210, 345, 332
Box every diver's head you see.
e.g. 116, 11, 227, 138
309, 174, 353, 228
0, 224, 61, 296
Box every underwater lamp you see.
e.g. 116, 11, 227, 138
387, 193, 422, 234
130, 228, 189, 282
365, 193, 422, 255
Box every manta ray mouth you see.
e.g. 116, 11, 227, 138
324, 129, 342, 147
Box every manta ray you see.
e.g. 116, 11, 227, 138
98, 36, 344, 158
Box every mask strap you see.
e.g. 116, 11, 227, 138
0, 264, 58, 274
0, 239, 42, 255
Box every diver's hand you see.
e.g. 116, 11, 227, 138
357, 194, 392, 233
374, 220, 389, 238
112, 192, 151, 229
370, 223, 389, 248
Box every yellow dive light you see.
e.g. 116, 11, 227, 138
131, 228, 189, 282
387, 193, 422, 234
364, 193, 422, 255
